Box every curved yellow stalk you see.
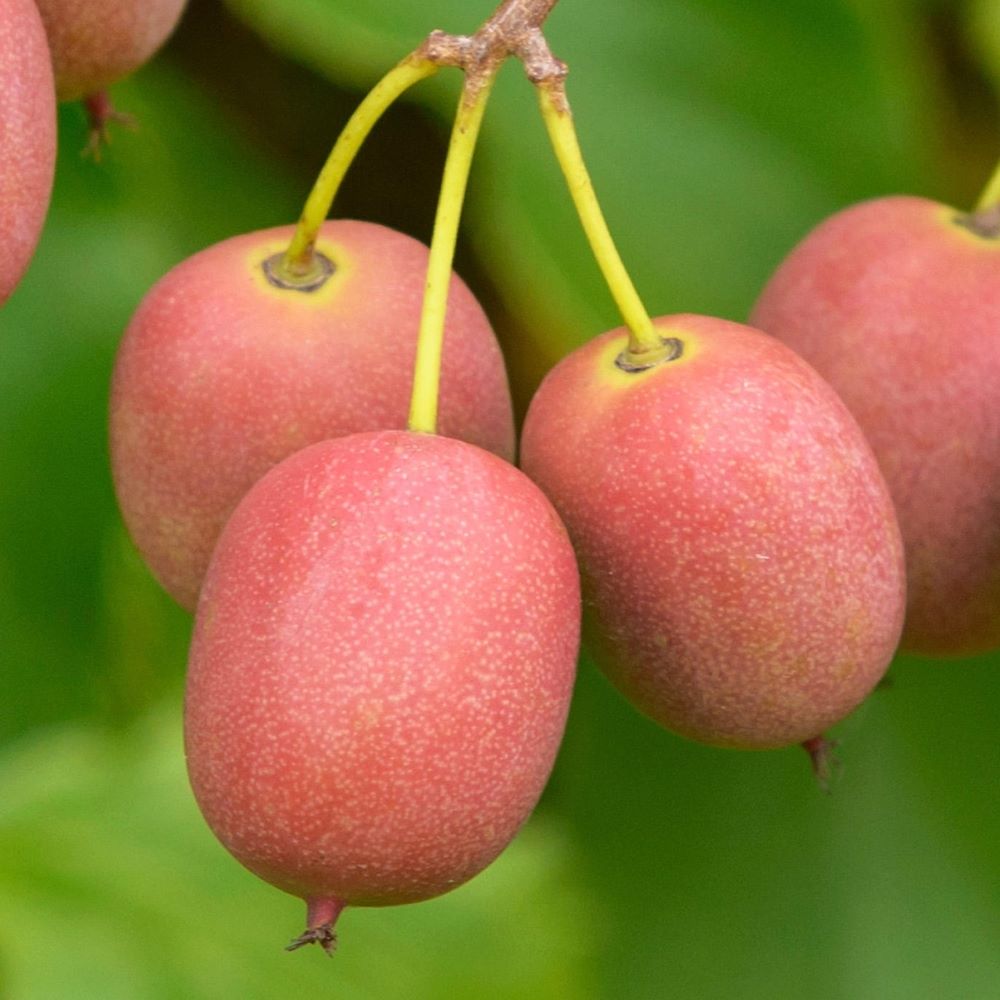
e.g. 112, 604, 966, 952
280, 56, 439, 279
408, 75, 496, 436
537, 82, 661, 357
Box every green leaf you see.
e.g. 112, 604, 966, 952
551, 651, 1000, 999
0, 707, 598, 1000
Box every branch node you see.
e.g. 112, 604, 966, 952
415, 0, 564, 90
520, 29, 567, 84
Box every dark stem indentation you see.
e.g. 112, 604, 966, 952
954, 206, 1000, 239
615, 336, 684, 373
263, 251, 335, 292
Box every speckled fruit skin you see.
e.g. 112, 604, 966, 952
0, 0, 57, 306
184, 430, 580, 913
751, 196, 1000, 655
33, 0, 186, 101
109, 219, 516, 610
520, 314, 905, 749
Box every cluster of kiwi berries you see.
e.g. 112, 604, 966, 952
0, 0, 187, 305
8, 0, 999, 958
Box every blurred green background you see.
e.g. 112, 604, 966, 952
2, 0, 999, 996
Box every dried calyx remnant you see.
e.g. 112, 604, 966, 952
285, 898, 345, 957
802, 735, 841, 793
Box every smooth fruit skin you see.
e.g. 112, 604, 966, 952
33, 0, 187, 101
184, 430, 580, 912
751, 196, 1000, 655
0, 0, 57, 305
520, 315, 905, 749
110, 220, 516, 610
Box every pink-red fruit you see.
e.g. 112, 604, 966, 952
184, 430, 580, 943
110, 220, 515, 610
520, 315, 905, 749
33, 0, 187, 100
752, 196, 1000, 655
0, 0, 57, 305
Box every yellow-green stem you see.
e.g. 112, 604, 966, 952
281, 57, 439, 277
408, 76, 496, 436
975, 155, 1000, 214
537, 83, 660, 356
